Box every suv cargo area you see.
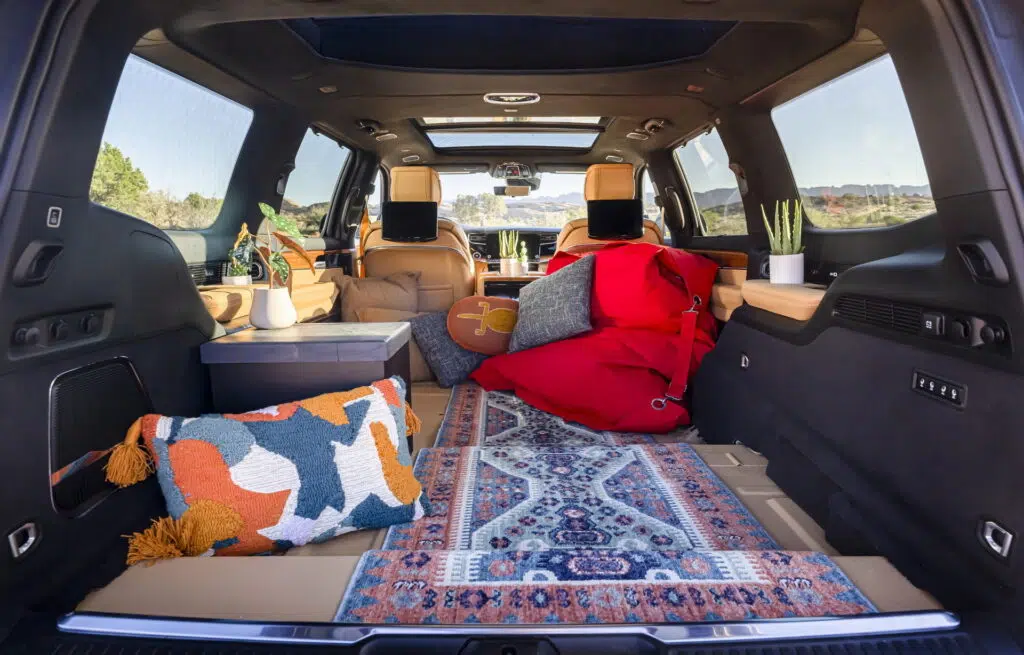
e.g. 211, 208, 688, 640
0, 0, 1023, 653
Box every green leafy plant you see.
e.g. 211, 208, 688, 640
227, 225, 254, 277
761, 199, 804, 256
498, 229, 519, 259
519, 241, 529, 265
252, 202, 312, 288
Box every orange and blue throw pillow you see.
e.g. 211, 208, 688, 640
105, 376, 428, 563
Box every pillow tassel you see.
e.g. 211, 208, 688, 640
125, 516, 188, 565
405, 402, 421, 437
105, 418, 153, 487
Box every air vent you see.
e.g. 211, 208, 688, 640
833, 295, 923, 335
187, 261, 229, 286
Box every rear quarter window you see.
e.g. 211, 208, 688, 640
772, 54, 934, 229
89, 54, 253, 230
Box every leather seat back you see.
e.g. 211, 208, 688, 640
363, 166, 475, 312
556, 163, 664, 253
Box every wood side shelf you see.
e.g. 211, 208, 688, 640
741, 279, 826, 321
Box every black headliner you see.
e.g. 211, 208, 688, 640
132, 0, 872, 171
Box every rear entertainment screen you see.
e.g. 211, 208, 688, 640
381, 201, 438, 242
587, 199, 644, 240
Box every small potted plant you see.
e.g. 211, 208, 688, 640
518, 240, 530, 274
499, 229, 519, 276
249, 203, 314, 329
761, 199, 805, 285
222, 225, 254, 286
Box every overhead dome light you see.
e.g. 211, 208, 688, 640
401, 154, 421, 163
606, 154, 624, 163
483, 92, 540, 106
626, 131, 649, 141
375, 132, 398, 142
318, 85, 338, 94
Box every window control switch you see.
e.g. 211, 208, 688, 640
922, 312, 946, 336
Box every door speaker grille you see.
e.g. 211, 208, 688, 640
49, 358, 151, 514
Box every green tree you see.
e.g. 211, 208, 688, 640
451, 194, 481, 225
90, 142, 149, 213
479, 193, 507, 224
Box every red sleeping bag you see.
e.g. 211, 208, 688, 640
470, 243, 719, 432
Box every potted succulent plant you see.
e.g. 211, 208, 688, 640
518, 240, 530, 274
499, 229, 519, 276
761, 199, 805, 285
222, 225, 254, 286
249, 202, 314, 329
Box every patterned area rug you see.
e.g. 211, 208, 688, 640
435, 383, 699, 448
336, 549, 876, 624
384, 444, 779, 552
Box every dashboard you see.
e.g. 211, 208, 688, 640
463, 226, 559, 267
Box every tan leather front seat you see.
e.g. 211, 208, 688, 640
556, 163, 664, 253
363, 166, 475, 312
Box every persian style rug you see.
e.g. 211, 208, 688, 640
434, 383, 698, 449
384, 444, 779, 552
336, 549, 876, 624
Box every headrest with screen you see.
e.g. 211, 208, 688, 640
381, 201, 439, 242
586, 199, 644, 240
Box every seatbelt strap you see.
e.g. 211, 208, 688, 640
652, 295, 701, 410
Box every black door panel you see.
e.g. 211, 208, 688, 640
0, 193, 215, 613
694, 319, 1024, 609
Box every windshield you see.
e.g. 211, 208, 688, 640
438, 172, 585, 228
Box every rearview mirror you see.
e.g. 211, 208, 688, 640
495, 186, 529, 197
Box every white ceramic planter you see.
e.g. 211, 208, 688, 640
221, 274, 252, 286
499, 258, 516, 276
250, 287, 297, 329
769, 253, 805, 285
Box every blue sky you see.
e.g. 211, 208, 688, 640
99, 53, 929, 208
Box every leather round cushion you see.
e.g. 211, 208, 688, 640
447, 296, 519, 355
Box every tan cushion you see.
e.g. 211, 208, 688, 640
286, 528, 386, 556
354, 307, 432, 382
363, 219, 475, 312
555, 217, 663, 253
717, 267, 747, 285
833, 557, 942, 612
291, 282, 340, 322
339, 272, 419, 322
199, 285, 256, 322
390, 166, 442, 203
711, 283, 743, 322
410, 381, 454, 454
584, 163, 635, 201
77, 556, 361, 621
741, 279, 825, 321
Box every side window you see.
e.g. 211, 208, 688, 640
641, 169, 663, 233
280, 129, 351, 236
90, 55, 253, 230
368, 170, 382, 221
773, 55, 934, 229
674, 129, 747, 236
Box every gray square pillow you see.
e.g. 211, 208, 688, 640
409, 311, 488, 388
509, 255, 595, 352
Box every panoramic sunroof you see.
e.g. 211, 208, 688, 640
422, 117, 602, 125
425, 132, 599, 149
285, 16, 736, 71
